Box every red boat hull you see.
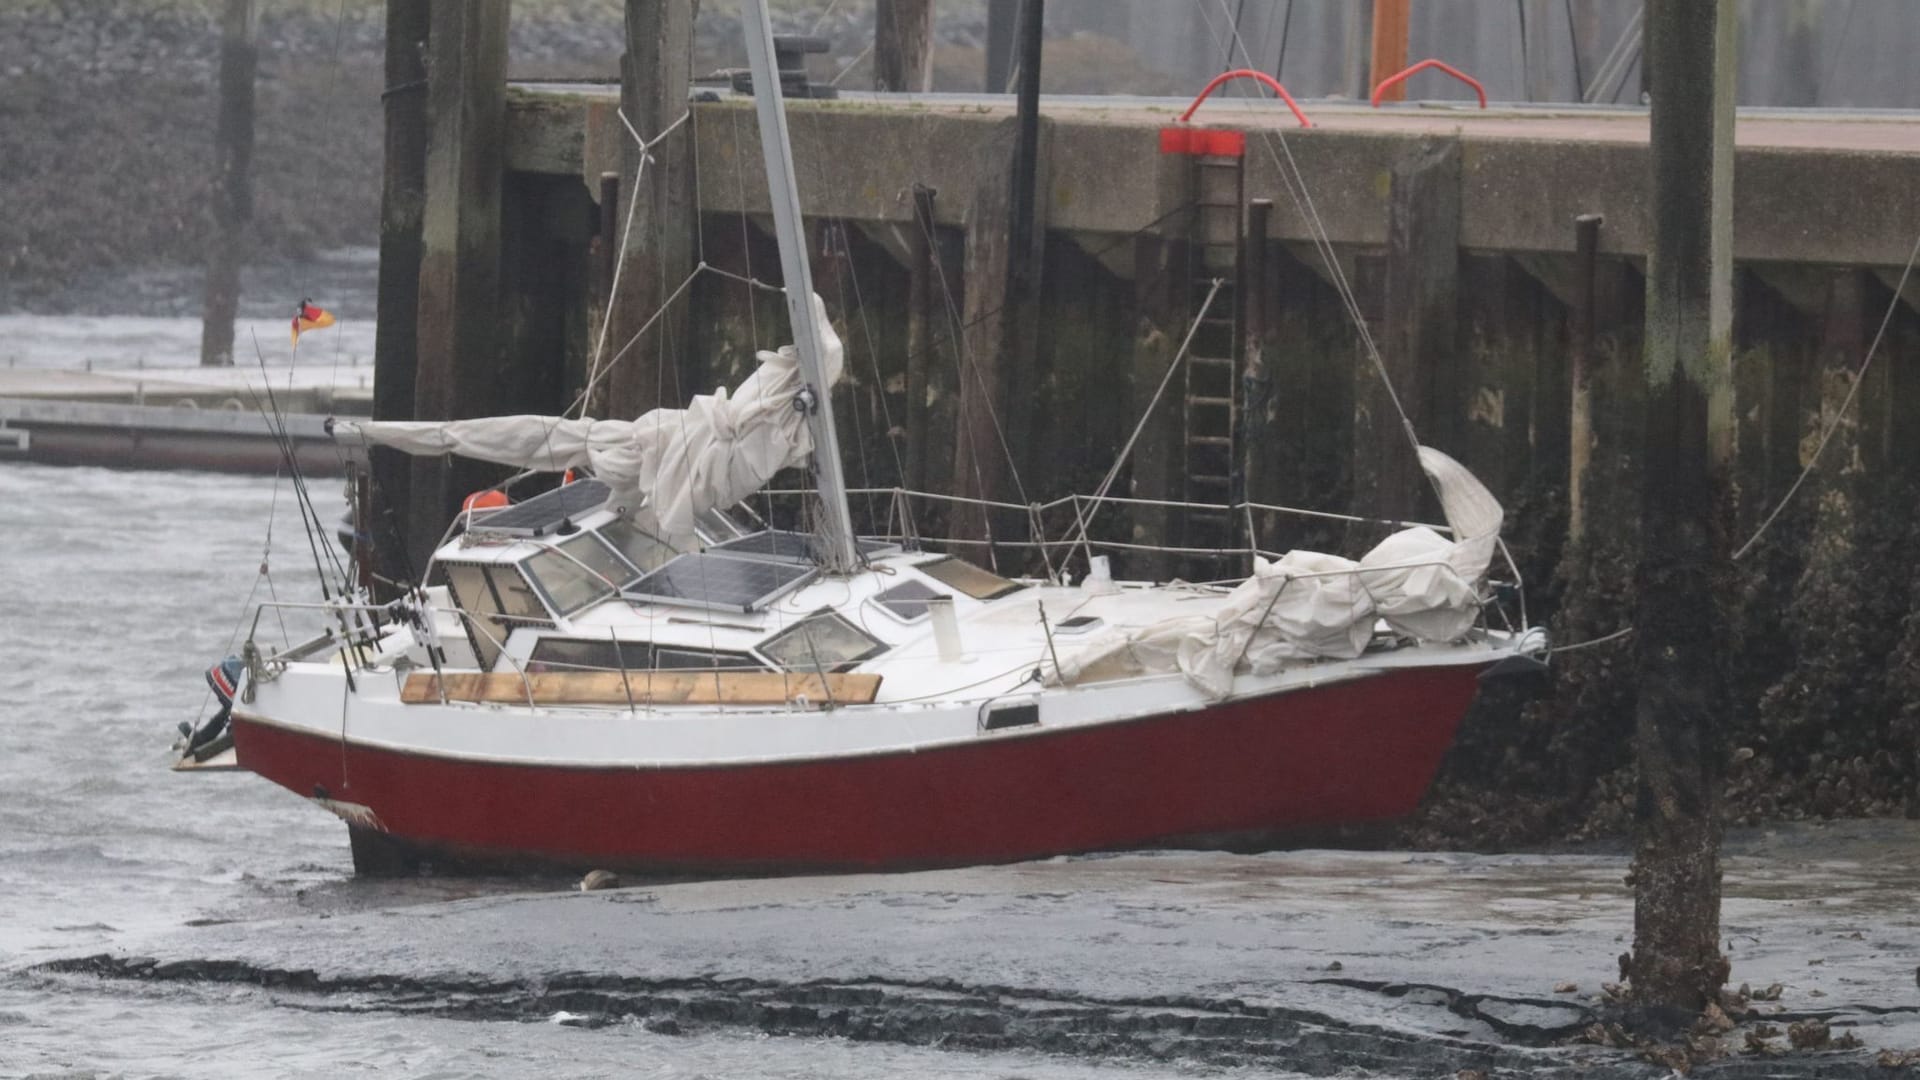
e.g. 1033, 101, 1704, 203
231, 664, 1483, 876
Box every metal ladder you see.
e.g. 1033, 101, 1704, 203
1180, 152, 1244, 559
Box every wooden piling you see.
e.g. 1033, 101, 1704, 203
1567, 214, 1601, 547
199, 0, 256, 369
951, 7, 1049, 551
907, 185, 937, 495
1353, 137, 1459, 530
874, 0, 934, 93
409, 0, 508, 572
1240, 198, 1273, 550
1125, 233, 1187, 582
607, 0, 697, 420
1628, 0, 1736, 1015
370, 0, 429, 589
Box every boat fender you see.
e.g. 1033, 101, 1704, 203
462, 489, 510, 512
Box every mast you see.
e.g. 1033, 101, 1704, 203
740, 0, 860, 574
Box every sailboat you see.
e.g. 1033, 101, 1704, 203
176, 3, 1547, 876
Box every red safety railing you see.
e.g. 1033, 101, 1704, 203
1370, 59, 1487, 109
1177, 68, 1313, 129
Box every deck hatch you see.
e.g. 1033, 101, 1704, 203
918, 557, 1025, 601
872, 578, 940, 622
622, 551, 817, 613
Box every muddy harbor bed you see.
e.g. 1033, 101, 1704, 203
25, 820, 1920, 1077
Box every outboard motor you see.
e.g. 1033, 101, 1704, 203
179, 656, 246, 760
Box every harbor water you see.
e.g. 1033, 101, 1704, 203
0, 458, 1254, 1078
0, 301, 1236, 1076
4, 312, 1918, 1079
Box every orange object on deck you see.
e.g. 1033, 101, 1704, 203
462, 489, 510, 512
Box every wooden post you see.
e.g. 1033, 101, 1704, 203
1567, 213, 1602, 547
596, 172, 620, 300
200, 0, 256, 368
606, 0, 697, 420
906, 184, 937, 495
1369, 0, 1409, 102
952, 4, 1047, 551
1628, 0, 1736, 1015
370, 0, 430, 589
409, 0, 508, 572
1241, 198, 1273, 551
1354, 138, 1459, 529
875, 0, 933, 93
1126, 233, 1185, 582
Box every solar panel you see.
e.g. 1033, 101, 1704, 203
469, 479, 611, 537
623, 551, 817, 613
712, 530, 900, 563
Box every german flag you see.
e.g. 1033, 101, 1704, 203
290, 299, 336, 345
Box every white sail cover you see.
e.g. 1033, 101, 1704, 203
334, 295, 842, 547
1047, 446, 1504, 698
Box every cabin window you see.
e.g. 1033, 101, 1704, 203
526, 637, 624, 674
492, 564, 555, 624
872, 578, 941, 622
563, 530, 644, 590
653, 647, 763, 671
599, 518, 679, 575
524, 545, 616, 616
441, 562, 555, 670
527, 638, 762, 673
759, 609, 887, 672
983, 702, 1040, 731
918, 557, 1024, 601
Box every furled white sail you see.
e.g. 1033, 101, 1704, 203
334, 295, 842, 547
1046, 446, 1504, 698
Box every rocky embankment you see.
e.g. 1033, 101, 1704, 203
0, 1, 1009, 313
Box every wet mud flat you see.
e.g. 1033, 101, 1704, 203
31, 821, 1920, 1078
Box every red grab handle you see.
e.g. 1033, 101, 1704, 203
1178, 68, 1312, 129
1370, 59, 1487, 108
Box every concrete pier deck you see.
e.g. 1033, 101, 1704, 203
506, 90, 1920, 272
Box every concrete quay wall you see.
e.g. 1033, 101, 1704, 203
507, 91, 1920, 271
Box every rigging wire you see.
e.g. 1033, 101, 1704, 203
1198, 0, 1429, 482
1732, 229, 1920, 561
1066, 279, 1228, 563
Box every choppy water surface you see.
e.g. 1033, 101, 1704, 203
0, 462, 1257, 1078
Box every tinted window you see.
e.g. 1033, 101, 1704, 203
759, 609, 887, 672
918, 557, 1024, 601
524, 546, 615, 615
528, 638, 762, 673
600, 518, 679, 575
